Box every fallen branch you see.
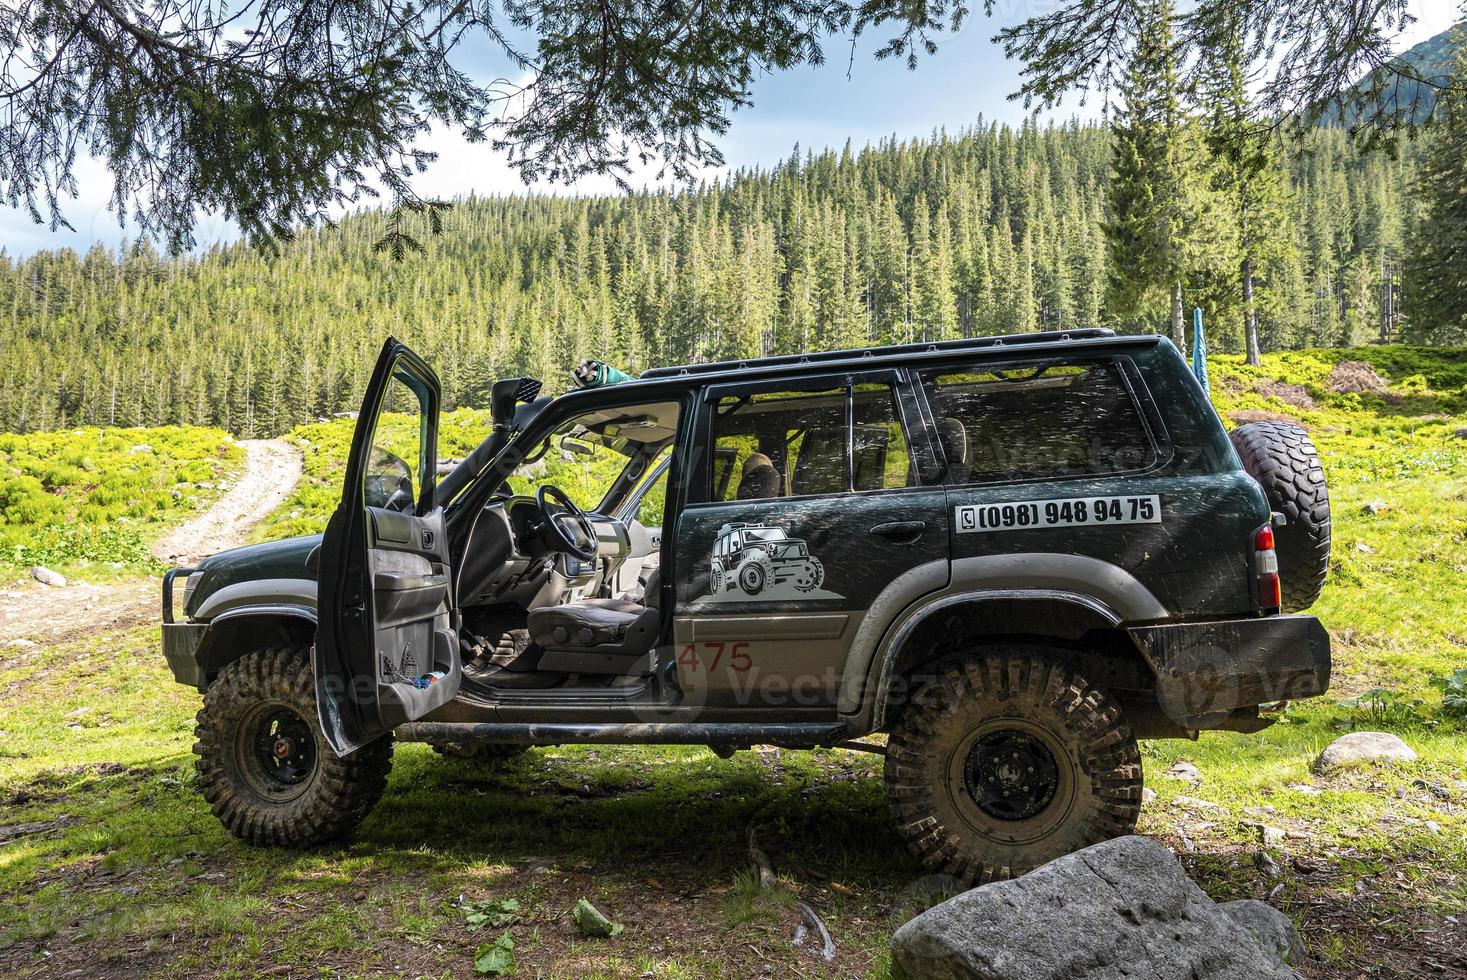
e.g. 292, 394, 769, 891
793, 901, 837, 962
747, 829, 777, 891
748, 828, 836, 962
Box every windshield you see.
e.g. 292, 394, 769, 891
504, 400, 681, 513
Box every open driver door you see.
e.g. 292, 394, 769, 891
314, 339, 461, 755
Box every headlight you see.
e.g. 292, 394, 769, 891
182, 570, 204, 609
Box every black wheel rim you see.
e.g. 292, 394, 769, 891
963, 729, 1061, 821
238, 703, 318, 798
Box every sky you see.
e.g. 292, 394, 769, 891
1, 0, 1461, 258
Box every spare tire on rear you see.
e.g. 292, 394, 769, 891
1229, 421, 1331, 611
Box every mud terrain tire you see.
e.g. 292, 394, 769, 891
1229, 420, 1331, 611
885, 649, 1142, 885
194, 645, 392, 846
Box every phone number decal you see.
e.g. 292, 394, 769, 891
955, 494, 1161, 532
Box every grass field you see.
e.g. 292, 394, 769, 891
0, 426, 241, 578
1, 346, 1464, 978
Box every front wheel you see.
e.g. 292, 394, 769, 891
193, 645, 392, 846
884, 648, 1142, 884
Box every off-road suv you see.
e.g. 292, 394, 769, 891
161, 329, 1332, 882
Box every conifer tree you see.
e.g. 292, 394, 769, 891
1104, 0, 1215, 345
1403, 28, 1467, 345
1199, 15, 1294, 365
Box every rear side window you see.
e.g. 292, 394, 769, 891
709, 382, 915, 501
919, 359, 1158, 485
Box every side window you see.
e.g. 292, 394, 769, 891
919, 358, 1157, 485
709, 381, 915, 500
364, 373, 428, 512
853, 383, 915, 491
629, 449, 672, 527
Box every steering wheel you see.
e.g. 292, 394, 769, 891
535, 485, 599, 561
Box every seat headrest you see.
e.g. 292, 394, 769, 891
736, 453, 781, 500
742, 452, 773, 475
935, 417, 969, 465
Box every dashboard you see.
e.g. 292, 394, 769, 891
457, 495, 634, 609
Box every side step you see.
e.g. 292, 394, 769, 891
394, 721, 850, 749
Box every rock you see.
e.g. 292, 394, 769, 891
1254, 849, 1282, 879
1219, 900, 1300, 965
1425, 820, 1443, 833
1140, 787, 1157, 806
1354, 541, 1375, 554
1412, 778, 1451, 800
890, 835, 1301, 980
1315, 732, 1417, 772
1163, 761, 1202, 785
5, 638, 38, 649
1258, 825, 1286, 847
128, 443, 153, 454
1453, 427, 1467, 440
1172, 795, 1222, 812
1286, 783, 1321, 796
29, 566, 66, 587
1360, 499, 1390, 515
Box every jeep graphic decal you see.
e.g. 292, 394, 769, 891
701, 521, 844, 603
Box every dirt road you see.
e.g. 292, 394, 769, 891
0, 439, 302, 646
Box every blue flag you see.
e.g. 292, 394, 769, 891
1191, 307, 1209, 394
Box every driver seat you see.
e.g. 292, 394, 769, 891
526, 566, 661, 674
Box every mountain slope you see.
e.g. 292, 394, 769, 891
1333, 23, 1464, 125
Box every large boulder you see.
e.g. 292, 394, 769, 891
1314, 731, 1417, 773
891, 835, 1301, 980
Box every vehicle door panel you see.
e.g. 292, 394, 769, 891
315, 339, 460, 756
670, 370, 948, 713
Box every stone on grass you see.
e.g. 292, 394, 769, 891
1360, 499, 1390, 515
1140, 787, 1157, 806
1315, 731, 1417, 772
1163, 760, 1202, 784
1220, 899, 1300, 964
29, 566, 65, 587
890, 835, 1300, 980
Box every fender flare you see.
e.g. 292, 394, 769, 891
194, 605, 319, 683
839, 553, 1169, 730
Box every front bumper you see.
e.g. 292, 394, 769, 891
163, 622, 208, 689
1128, 614, 1331, 728
162, 566, 206, 689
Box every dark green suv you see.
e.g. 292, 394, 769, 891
161, 329, 1332, 882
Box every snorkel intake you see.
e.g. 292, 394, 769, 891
437, 376, 543, 504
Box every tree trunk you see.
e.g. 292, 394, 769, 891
1170, 281, 1185, 348
1243, 257, 1261, 366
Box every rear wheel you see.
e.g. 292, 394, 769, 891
193, 645, 392, 846
885, 648, 1142, 884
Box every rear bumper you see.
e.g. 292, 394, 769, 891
1128, 614, 1330, 728
163, 622, 208, 689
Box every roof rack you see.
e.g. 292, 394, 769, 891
638, 329, 1118, 380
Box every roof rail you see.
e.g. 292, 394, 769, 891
638, 329, 1117, 380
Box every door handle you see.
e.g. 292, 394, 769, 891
870, 520, 926, 540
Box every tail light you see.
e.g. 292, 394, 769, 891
1254, 526, 1281, 611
